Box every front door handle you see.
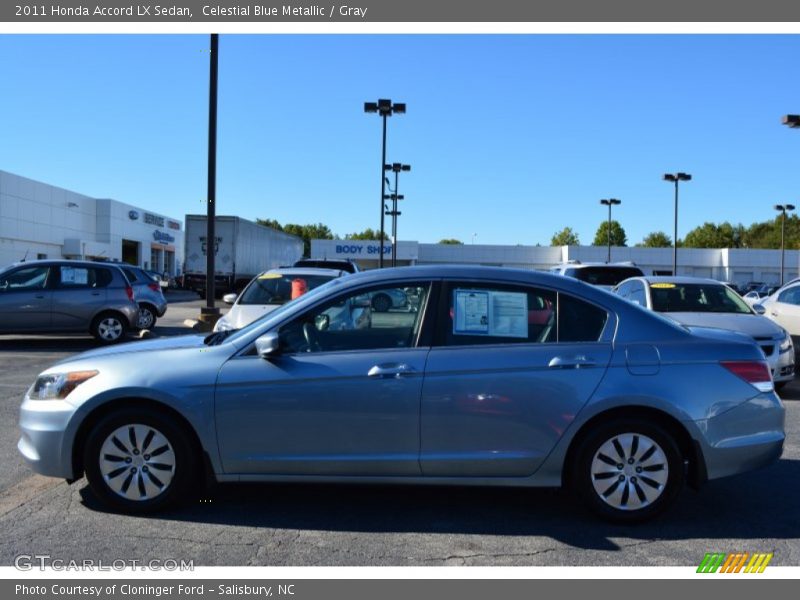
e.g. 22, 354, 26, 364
368, 363, 416, 378
548, 355, 597, 369
771, 311, 779, 317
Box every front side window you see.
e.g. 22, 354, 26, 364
278, 283, 431, 353
0, 266, 50, 291
438, 282, 608, 346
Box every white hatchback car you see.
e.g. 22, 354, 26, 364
213, 267, 345, 332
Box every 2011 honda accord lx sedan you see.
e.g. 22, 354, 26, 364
18, 266, 785, 522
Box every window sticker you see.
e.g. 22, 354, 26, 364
453, 289, 528, 338
61, 267, 88, 285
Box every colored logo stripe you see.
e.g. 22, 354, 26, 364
697, 552, 772, 573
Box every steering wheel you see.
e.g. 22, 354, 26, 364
302, 322, 322, 352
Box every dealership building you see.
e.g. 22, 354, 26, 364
0, 170, 184, 275
311, 239, 800, 287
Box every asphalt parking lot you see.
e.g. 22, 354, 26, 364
0, 294, 798, 567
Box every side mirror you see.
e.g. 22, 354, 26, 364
254, 332, 280, 359
753, 304, 766, 315
222, 293, 238, 305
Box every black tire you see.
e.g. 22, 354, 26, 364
572, 419, 684, 523
775, 381, 788, 393
83, 407, 199, 514
136, 304, 157, 330
90, 312, 128, 344
371, 293, 392, 313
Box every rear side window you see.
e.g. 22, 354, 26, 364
122, 268, 140, 283
57, 266, 112, 288
436, 282, 608, 346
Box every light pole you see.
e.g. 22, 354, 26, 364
599, 199, 621, 263
383, 162, 410, 267
364, 99, 405, 268
775, 204, 796, 286
663, 172, 692, 276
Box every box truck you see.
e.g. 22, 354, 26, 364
181, 215, 303, 297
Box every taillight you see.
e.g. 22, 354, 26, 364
720, 361, 773, 393
125, 285, 134, 302
147, 282, 160, 292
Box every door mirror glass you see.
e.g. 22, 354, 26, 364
255, 332, 281, 359
752, 303, 766, 315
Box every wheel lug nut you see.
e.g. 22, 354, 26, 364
143, 454, 150, 460
133, 449, 140, 455
142, 466, 149, 472
125, 457, 132, 463
628, 458, 634, 464
631, 477, 637, 483
617, 464, 623, 470
618, 475, 625, 481
130, 467, 137, 473
636, 467, 642, 473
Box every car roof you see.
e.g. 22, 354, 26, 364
265, 267, 345, 277
2, 259, 127, 271
633, 276, 727, 286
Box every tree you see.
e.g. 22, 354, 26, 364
682, 221, 744, 248
551, 227, 580, 246
592, 220, 627, 247
438, 238, 463, 245
344, 228, 388, 241
638, 231, 672, 248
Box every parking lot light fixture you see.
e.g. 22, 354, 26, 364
782, 114, 800, 129
364, 99, 405, 268
383, 163, 411, 267
775, 204, 796, 286
663, 172, 692, 276
599, 199, 621, 263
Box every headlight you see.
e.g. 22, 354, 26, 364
28, 370, 98, 400
213, 317, 233, 332
780, 331, 794, 354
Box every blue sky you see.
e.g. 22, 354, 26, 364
1, 34, 799, 246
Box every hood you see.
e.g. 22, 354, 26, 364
221, 304, 281, 329
55, 333, 208, 365
683, 325, 757, 346
664, 312, 783, 340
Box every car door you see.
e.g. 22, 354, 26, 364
766, 285, 800, 337
215, 281, 435, 476
0, 264, 53, 331
420, 281, 613, 477
50, 265, 109, 330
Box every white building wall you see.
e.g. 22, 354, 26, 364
0, 170, 184, 274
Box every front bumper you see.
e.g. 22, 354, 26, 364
765, 345, 794, 383
694, 392, 785, 481
18, 396, 79, 479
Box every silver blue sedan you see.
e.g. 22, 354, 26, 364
18, 266, 785, 522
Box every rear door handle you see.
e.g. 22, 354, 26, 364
548, 355, 597, 369
368, 363, 416, 378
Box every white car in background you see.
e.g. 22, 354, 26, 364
758, 282, 800, 340
213, 267, 345, 332
614, 276, 795, 390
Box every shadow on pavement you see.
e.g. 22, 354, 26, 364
78, 457, 800, 552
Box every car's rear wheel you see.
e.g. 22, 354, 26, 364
371, 293, 392, 313
90, 312, 128, 344
136, 304, 157, 329
573, 419, 684, 522
83, 407, 198, 513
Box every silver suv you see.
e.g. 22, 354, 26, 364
120, 266, 168, 329
0, 260, 139, 343
549, 261, 645, 289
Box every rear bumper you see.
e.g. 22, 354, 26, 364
693, 392, 785, 481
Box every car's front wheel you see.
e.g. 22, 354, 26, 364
573, 419, 684, 523
83, 407, 198, 513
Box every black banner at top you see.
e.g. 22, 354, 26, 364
3, 0, 800, 23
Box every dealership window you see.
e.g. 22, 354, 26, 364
164, 250, 175, 275
150, 247, 163, 273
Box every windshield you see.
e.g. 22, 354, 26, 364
238, 272, 337, 305
650, 282, 753, 314
214, 276, 345, 345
